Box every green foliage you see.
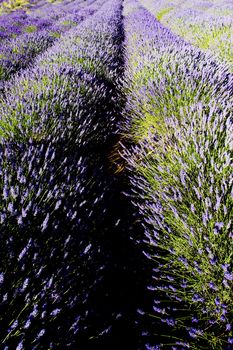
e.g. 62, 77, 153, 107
23, 24, 37, 33
157, 7, 173, 21
0, 0, 29, 13
61, 20, 77, 26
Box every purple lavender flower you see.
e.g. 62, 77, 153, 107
7, 202, 14, 213
41, 213, 49, 232
36, 329, 45, 339
224, 272, 233, 281
137, 308, 145, 315
50, 309, 61, 317
16, 342, 24, 350
209, 282, 217, 290
192, 294, 204, 303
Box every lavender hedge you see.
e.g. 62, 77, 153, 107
0, 0, 125, 347
122, 0, 233, 349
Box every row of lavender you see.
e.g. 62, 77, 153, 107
0, 0, 125, 347
0, 0, 83, 41
122, 0, 233, 349
0, 0, 102, 87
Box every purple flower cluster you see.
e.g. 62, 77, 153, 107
122, 0, 233, 348
0, 0, 125, 347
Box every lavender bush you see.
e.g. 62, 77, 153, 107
0, 0, 126, 347
122, 0, 233, 348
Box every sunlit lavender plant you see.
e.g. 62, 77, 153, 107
122, 0, 233, 348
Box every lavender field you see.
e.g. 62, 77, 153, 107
0, 0, 232, 349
